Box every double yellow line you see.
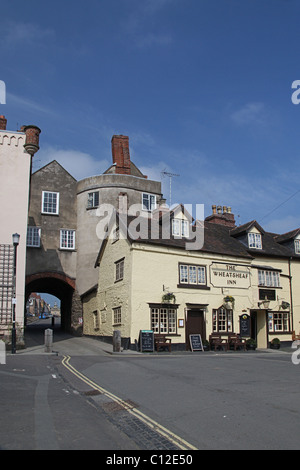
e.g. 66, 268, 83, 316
62, 355, 197, 451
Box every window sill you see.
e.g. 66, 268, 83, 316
41, 212, 59, 216
59, 248, 77, 252
177, 284, 210, 290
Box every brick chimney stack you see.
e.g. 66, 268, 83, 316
0, 115, 7, 130
111, 135, 131, 175
205, 204, 236, 228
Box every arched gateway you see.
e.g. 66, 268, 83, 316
25, 272, 82, 335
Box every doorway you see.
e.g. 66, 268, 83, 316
185, 309, 205, 350
250, 310, 268, 348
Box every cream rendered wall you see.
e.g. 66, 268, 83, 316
290, 258, 300, 336
83, 232, 133, 339
130, 243, 255, 345
0, 130, 31, 339
249, 255, 293, 344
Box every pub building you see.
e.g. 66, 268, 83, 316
82, 204, 300, 351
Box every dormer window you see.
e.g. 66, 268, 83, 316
142, 193, 156, 211
295, 239, 300, 254
172, 218, 189, 237
248, 232, 262, 249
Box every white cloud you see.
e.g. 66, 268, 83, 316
7, 92, 56, 117
123, 0, 174, 48
263, 215, 300, 235
2, 20, 55, 48
230, 102, 268, 127
35, 146, 109, 180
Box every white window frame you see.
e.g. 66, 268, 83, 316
27, 226, 41, 247
142, 193, 156, 211
213, 307, 233, 333
115, 258, 124, 282
268, 312, 290, 332
87, 191, 99, 208
60, 229, 76, 250
248, 232, 262, 249
113, 307, 122, 325
172, 219, 189, 237
179, 264, 206, 285
151, 307, 177, 334
294, 239, 300, 254
258, 269, 280, 288
42, 191, 59, 215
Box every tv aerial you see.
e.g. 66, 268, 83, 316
161, 170, 180, 208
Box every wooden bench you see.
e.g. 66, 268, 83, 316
209, 334, 229, 351
228, 333, 246, 351
154, 334, 172, 352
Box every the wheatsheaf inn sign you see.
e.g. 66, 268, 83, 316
210, 263, 251, 288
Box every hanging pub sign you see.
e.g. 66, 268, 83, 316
239, 314, 251, 337
210, 263, 251, 289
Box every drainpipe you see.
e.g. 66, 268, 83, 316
289, 257, 294, 332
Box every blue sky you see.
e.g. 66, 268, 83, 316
1, 0, 300, 236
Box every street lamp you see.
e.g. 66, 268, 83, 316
11, 233, 20, 354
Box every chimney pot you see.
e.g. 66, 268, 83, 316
23, 125, 41, 156
217, 205, 222, 214
223, 206, 227, 213
212, 205, 217, 215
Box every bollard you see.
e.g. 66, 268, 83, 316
113, 330, 121, 352
44, 329, 53, 353
0, 340, 6, 364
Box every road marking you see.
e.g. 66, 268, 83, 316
62, 355, 197, 451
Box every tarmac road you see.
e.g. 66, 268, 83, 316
1, 319, 300, 452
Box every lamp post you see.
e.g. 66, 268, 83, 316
11, 233, 20, 354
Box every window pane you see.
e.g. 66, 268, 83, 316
160, 309, 168, 333
197, 267, 206, 284
189, 266, 197, 283
60, 230, 75, 249
168, 309, 176, 333
180, 265, 188, 283
182, 220, 189, 237
43, 191, 58, 214
172, 219, 180, 236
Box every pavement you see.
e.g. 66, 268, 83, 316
1, 319, 299, 452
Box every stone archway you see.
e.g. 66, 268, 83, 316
25, 272, 83, 335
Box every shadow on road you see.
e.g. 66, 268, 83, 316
24, 317, 73, 349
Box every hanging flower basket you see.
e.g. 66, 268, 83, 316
281, 301, 290, 310
162, 292, 176, 304
223, 296, 235, 309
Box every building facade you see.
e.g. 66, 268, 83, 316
82, 205, 300, 350
26, 135, 163, 334
0, 116, 40, 345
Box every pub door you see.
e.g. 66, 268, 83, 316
185, 309, 205, 350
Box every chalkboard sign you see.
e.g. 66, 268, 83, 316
189, 334, 203, 352
139, 330, 154, 352
239, 314, 251, 337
